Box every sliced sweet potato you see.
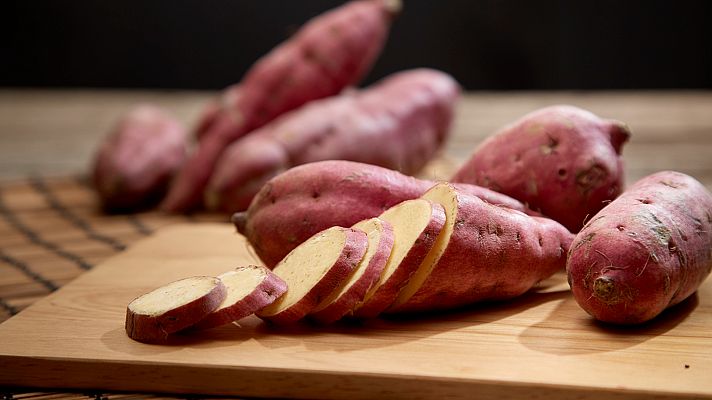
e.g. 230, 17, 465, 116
192, 265, 287, 330
389, 183, 573, 313
310, 218, 394, 324
386, 185, 459, 311
256, 226, 368, 324
352, 199, 446, 318
125, 276, 226, 343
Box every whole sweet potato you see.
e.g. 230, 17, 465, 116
233, 160, 535, 267
192, 85, 238, 142
567, 171, 712, 324
452, 105, 630, 232
92, 105, 187, 211
162, 0, 399, 212
388, 183, 574, 313
206, 69, 460, 212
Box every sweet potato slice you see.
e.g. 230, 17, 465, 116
310, 218, 394, 324
125, 276, 226, 343
256, 226, 368, 324
192, 265, 287, 330
386, 184, 458, 310
352, 199, 446, 318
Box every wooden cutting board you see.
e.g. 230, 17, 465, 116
1, 223, 710, 400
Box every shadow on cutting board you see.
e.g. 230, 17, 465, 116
99, 291, 699, 358
518, 292, 699, 355
103, 276, 573, 354
251, 275, 573, 353
102, 271, 699, 355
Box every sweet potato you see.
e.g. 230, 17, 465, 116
310, 218, 394, 324
92, 105, 187, 211
125, 276, 226, 343
162, 0, 399, 212
233, 160, 534, 267
352, 199, 446, 318
192, 265, 287, 330
452, 105, 630, 232
205, 68, 460, 213
256, 226, 368, 324
192, 85, 238, 142
567, 171, 712, 324
389, 183, 573, 313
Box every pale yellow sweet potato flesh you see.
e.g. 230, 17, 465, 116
129, 276, 220, 316
212, 267, 268, 313
355, 199, 437, 309
389, 183, 458, 309
259, 227, 349, 317
312, 218, 386, 313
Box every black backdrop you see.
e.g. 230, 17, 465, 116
3, 0, 711, 90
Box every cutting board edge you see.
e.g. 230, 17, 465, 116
0, 354, 709, 400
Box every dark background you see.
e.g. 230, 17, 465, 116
3, 0, 711, 90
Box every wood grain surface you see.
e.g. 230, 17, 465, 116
2, 90, 712, 188
1, 223, 711, 400
1, 89, 711, 399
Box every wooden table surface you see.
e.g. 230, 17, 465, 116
2, 89, 712, 186
1, 89, 711, 399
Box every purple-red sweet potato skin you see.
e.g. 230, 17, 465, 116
92, 104, 187, 211
192, 266, 288, 330
392, 187, 573, 313
125, 277, 226, 343
162, 0, 396, 213
452, 105, 630, 232
233, 160, 533, 267
206, 68, 460, 213
567, 171, 712, 324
